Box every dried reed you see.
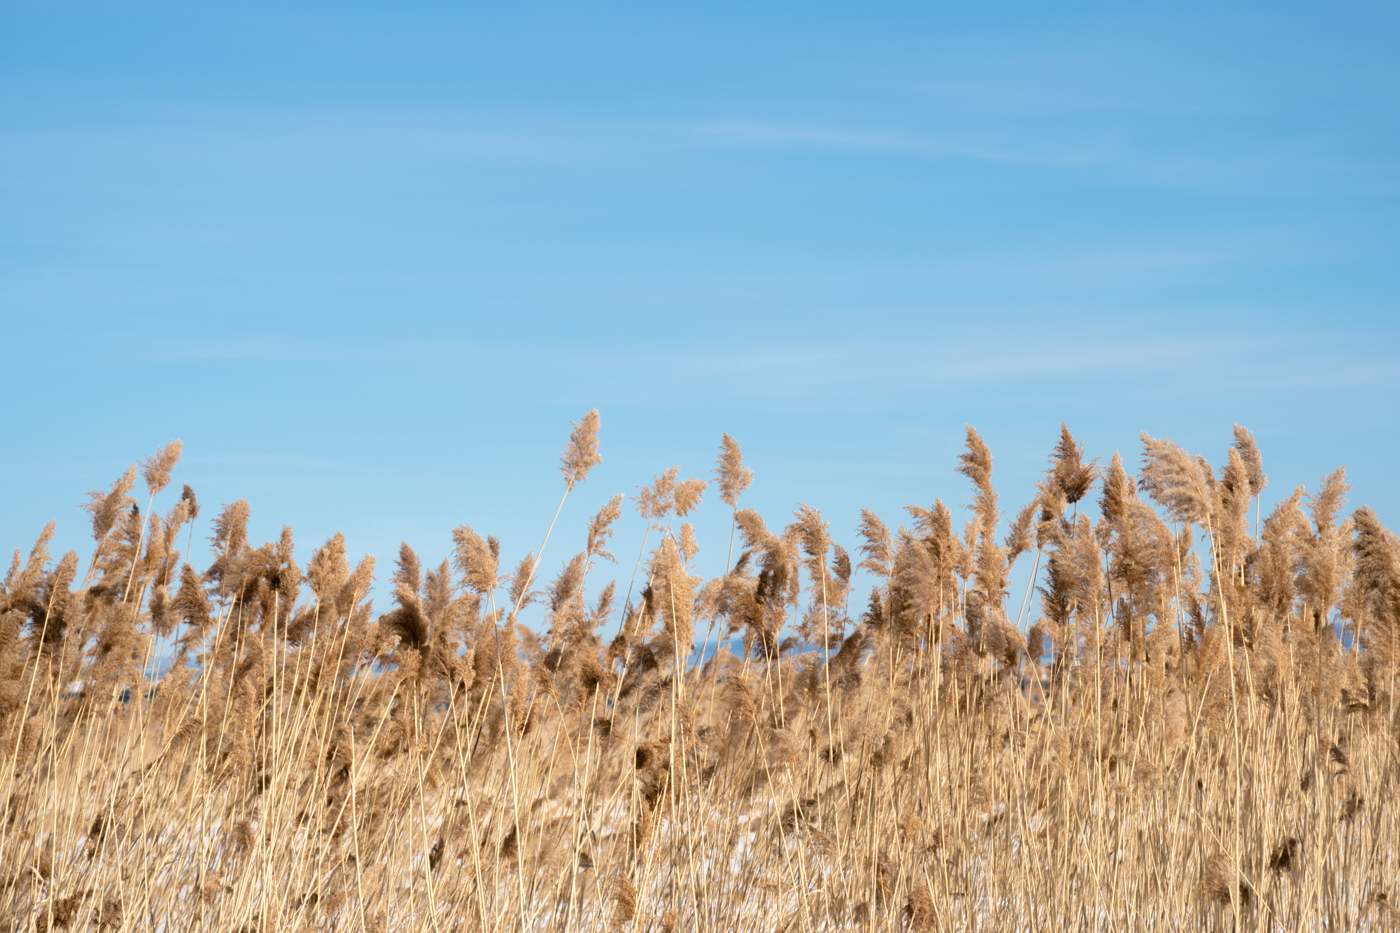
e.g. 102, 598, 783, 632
1, 419, 1397, 932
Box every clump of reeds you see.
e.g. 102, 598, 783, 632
1, 416, 1398, 931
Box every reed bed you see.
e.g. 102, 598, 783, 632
2, 415, 1398, 931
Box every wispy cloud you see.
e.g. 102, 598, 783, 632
53, 323, 1396, 403
4, 103, 1389, 200
684, 119, 1104, 167
358, 329, 1400, 410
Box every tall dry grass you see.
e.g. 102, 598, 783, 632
2, 416, 1398, 931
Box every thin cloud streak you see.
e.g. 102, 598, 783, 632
390, 332, 1400, 405
42, 328, 1394, 398
5, 107, 1387, 198
686, 120, 1103, 167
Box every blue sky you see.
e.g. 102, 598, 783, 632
2, 2, 1397, 622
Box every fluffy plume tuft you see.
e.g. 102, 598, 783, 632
1231, 425, 1267, 498
141, 441, 183, 498
714, 433, 754, 508
1139, 434, 1213, 526
560, 409, 602, 491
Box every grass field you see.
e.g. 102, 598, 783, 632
2, 415, 1397, 931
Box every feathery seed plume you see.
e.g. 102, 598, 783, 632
679, 523, 699, 565
673, 477, 707, 517
1036, 478, 1068, 549
1231, 424, 1267, 498
611, 875, 637, 930
560, 409, 602, 491
591, 580, 616, 629
82, 467, 137, 542
793, 504, 831, 589
171, 563, 212, 633
1139, 434, 1213, 526
547, 553, 587, 615
715, 433, 754, 508
345, 554, 376, 610
649, 536, 697, 649
205, 500, 251, 593
1049, 423, 1100, 505
1350, 506, 1400, 664
506, 552, 539, 612
586, 494, 623, 563
856, 509, 893, 579
958, 426, 1001, 537
10, 522, 55, 604
307, 533, 350, 608
140, 441, 183, 497
179, 483, 199, 519
453, 525, 500, 596
1308, 468, 1351, 535
1099, 453, 1136, 528
1005, 500, 1037, 565
635, 467, 680, 522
